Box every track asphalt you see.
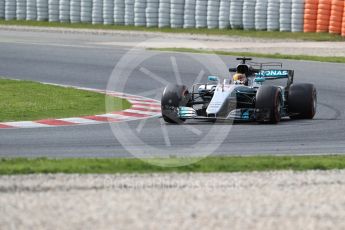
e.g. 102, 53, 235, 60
0, 28, 344, 157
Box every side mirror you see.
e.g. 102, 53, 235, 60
254, 77, 266, 83
208, 76, 219, 82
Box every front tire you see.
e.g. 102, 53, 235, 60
161, 84, 190, 124
288, 83, 317, 119
255, 85, 282, 124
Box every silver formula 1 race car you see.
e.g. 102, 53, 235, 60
161, 57, 317, 124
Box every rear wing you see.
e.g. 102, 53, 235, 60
228, 59, 294, 87
249, 62, 283, 69
255, 69, 294, 87
229, 62, 285, 76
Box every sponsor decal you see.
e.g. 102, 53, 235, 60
256, 70, 289, 77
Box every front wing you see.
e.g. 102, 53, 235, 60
178, 107, 257, 121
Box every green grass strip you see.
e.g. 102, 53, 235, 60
1, 19, 344, 41
149, 48, 345, 63
1, 155, 345, 175
0, 78, 131, 122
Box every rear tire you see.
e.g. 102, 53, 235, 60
288, 83, 317, 119
161, 84, 190, 124
255, 85, 282, 124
